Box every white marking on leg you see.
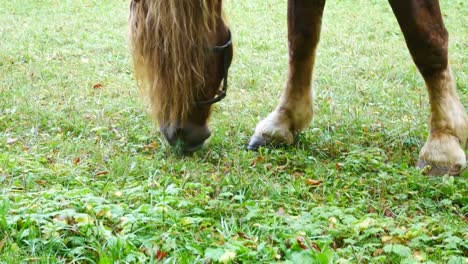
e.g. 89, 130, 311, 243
419, 67, 468, 171
252, 85, 313, 145
428, 68, 468, 144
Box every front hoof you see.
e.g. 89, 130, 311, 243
247, 135, 267, 151
417, 159, 465, 176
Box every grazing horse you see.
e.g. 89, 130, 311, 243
129, 0, 467, 176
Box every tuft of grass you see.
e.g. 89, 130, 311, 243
1, 0, 467, 263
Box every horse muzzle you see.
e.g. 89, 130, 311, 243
160, 122, 211, 153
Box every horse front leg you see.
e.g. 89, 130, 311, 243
389, 0, 468, 175
248, 0, 326, 150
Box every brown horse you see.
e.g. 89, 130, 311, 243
129, 0, 467, 176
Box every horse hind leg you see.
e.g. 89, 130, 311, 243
389, 0, 468, 175
248, 0, 326, 150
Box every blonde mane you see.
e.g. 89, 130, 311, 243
129, 0, 218, 124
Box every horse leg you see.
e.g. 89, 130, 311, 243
248, 0, 326, 149
389, 0, 468, 175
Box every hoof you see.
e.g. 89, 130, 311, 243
417, 159, 465, 176
247, 135, 267, 151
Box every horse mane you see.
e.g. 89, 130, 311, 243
129, 0, 218, 124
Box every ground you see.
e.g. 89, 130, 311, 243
0, 0, 467, 263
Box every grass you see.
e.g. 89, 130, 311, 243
0, 0, 467, 263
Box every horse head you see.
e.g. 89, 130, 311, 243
129, 0, 232, 152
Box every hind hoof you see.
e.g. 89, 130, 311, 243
417, 159, 465, 176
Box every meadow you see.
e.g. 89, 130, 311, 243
0, 0, 467, 263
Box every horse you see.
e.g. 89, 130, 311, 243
128, 0, 467, 176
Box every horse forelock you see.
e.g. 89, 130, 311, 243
129, 0, 218, 124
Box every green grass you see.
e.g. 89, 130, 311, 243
1, 0, 467, 263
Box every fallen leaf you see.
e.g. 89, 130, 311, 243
384, 208, 396, 218
293, 172, 304, 178
296, 236, 307, 250
335, 163, 342, 171
311, 242, 321, 252
237, 232, 252, 240
96, 171, 109, 176
73, 157, 81, 165
92, 83, 103, 89
277, 164, 288, 171
35, 180, 47, 185
373, 248, 384, 257
381, 236, 393, 243
251, 156, 263, 167
156, 250, 168, 261
306, 179, 322, 186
